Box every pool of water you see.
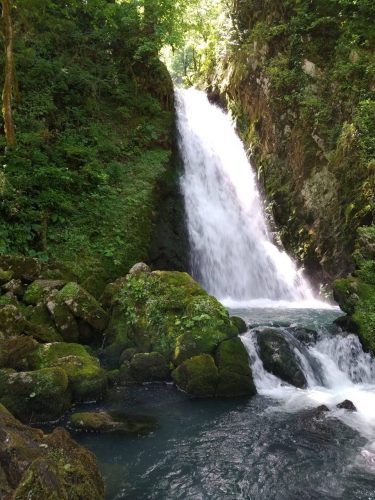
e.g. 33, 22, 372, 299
73, 307, 375, 500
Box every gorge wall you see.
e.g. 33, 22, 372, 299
207, 0, 375, 285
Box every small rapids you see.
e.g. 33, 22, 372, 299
241, 322, 375, 463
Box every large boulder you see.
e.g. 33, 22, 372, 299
105, 270, 238, 361
104, 270, 254, 398
0, 336, 38, 370
0, 404, 104, 499
0, 305, 26, 339
0, 367, 70, 422
256, 328, 307, 388
28, 342, 107, 402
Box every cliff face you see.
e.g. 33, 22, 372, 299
210, 0, 375, 284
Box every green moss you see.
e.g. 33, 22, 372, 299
172, 354, 219, 397
28, 343, 107, 402
56, 283, 108, 331
0, 367, 70, 422
69, 411, 157, 435
23, 282, 45, 305
107, 271, 238, 365
0, 269, 14, 284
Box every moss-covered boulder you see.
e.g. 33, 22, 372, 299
0, 367, 70, 422
0, 304, 26, 339
256, 328, 307, 388
24, 279, 65, 305
69, 410, 157, 435
230, 316, 248, 334
0, 268, 14, 284
172, 354, 219, 397
0, 336, 38, 370
46, 296, 80, 342
0, 404, 104, 499
105, 271, 238, 362
104, 270, 255, 398
2, 278, 25, 297
129, 352, 169, 382
28, 342, 107, 402
215, 338, 256, 397
57, 282, 109, 331
0, 255, 42, 281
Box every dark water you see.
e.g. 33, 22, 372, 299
73, 308, 375, 500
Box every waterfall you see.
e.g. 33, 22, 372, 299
176, 88, 313, 304
242, 328, 375, 442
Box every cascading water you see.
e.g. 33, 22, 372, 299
177, 87, 375, 471
176, 87, 313, 304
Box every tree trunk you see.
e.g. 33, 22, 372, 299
2, 0, 16, 147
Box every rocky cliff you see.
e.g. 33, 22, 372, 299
208, 0, 375, 285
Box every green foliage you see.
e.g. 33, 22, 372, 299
0, 0, 175, 281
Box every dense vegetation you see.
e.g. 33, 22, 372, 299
170, 0, 375, 284
0, 0, 186, 287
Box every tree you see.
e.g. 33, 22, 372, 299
1, 0, 16, 146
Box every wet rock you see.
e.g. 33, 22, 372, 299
69, 410, 157, 435
215, 338, 256, 397
230, 316, 248, 334
290, 326, 318, 345
130, 352, 169, 382
0, 404, 104, 499
172, 354, 219, 397
256, 328, 307, 388
337, 399, 357, 411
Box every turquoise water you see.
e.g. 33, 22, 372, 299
73, 307, 375, 500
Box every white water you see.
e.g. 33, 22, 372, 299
176, 88, 315, 305
176, 87, 375, 468
242, 328, 375, 462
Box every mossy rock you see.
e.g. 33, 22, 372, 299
333, 277, 375, 353
230, 316, 248, 334
0, 305, 26, 339
0, 404, 104, 499
129, 352, 169, 382
105, 271, 240, 363
69, 410, 157, 435
24, 279, 65, 305
172, 354, 219, 397
2, 279, 25, 298
0, 367, 70, 422
256, 328, 307, 388
0, 255, 42, 281
0, 268, 14, 284
28, 342, 107, 402
0, 336, 39, 370
46, 295, 80, 343
215, 338, 255, 397
57, 282, 109, 331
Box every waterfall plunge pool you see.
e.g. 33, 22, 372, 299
73, 306, 375, 500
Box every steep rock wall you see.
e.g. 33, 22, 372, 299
209, 0, 375, 284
